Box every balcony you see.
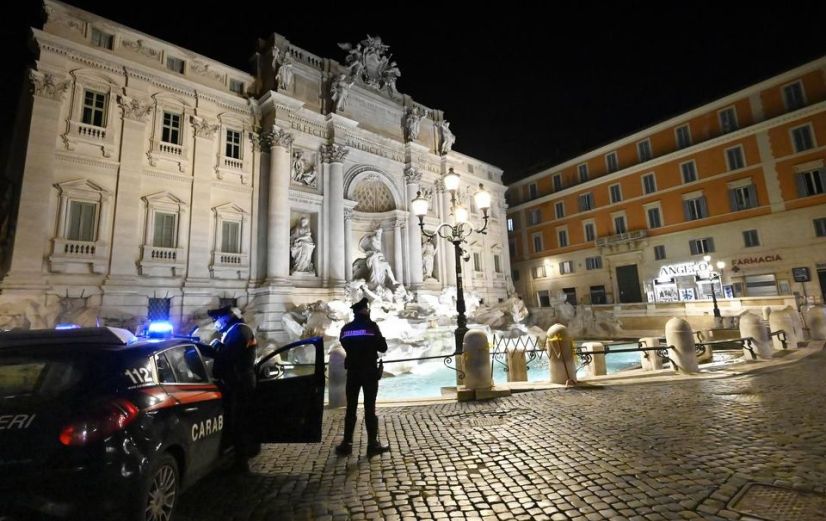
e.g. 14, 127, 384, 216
158, 142, 183, 156
223, 157, 243, 170
210, 251, 249, 279
595, 230, 647, 253
49, 238, 109, 273
62, 120, 116, 158
140, 245, 186, 277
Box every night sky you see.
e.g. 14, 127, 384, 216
3, 1, 826, 182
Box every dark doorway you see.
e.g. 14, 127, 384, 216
818, 269, 826, 303
616, 264, 642, 303
562, 287, 577, 305
590, 285, 606, 304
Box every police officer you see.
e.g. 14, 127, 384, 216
203, 306, 260, 472
335, 297, 390, 457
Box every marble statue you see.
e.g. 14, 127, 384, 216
438, 120, 455, 155
352, 227, 398, 289
331, 74, 353, 112
275, 55, 294, 90
338, 35, 401, 93
403, 106, 429, 142
290, 216, 315, 274
422, 237, 436, 280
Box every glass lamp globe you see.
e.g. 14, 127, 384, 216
454, 205, 469, 224
443, 168, 460, 192
410, 192, 429, 217
473, 184, 492, 210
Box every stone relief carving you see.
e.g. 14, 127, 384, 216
330, 74, 354, 113
403, 106, 429, 142
29, 71, 70, 101
290, 215, 315, 274
422, 237, 437, 281
403, 166, 422, 184
438, 120, 455, 155
121, 39, 160, 59
117, 94, 153, 122
292, 150, 317, 188
321, 144, 349, 164
352, 227, 398, 290
338, 35, 401, 93
191, 61, 225, 83
190, 116, 219, 138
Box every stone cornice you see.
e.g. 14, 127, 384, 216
288, 189, 324, 206
143, 169, 194, 184
55, 151, 119, 170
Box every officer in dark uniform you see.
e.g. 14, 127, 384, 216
203, 306, 260, 472
335, 297, 390, 457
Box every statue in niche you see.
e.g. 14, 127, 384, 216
403, 106, 429, 142
292, 150, 317, 187
290, 216, 315, 274
275, 55, 294, 91
422, 237, 437, 280
330, 74, 353, 112
438, 120, 455, 155
352, 227, 398, 290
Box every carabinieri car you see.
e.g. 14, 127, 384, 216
0, 326, 325, 521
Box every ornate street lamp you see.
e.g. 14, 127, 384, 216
411, 167, 491, 355
699, 256, 726, 322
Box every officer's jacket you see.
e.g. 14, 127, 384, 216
202, 320, 257, 389
339, 316, 388, 371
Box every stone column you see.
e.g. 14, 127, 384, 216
343, 208, 353, 281
439, 183, 457, 286
323, 144, 349, 286
394, 219, 404, 286
404, 167, 423, 288
266, 128, 293, 281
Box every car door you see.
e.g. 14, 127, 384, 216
250, 336, 325, 443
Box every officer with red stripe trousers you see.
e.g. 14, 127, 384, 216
335, 297, 390, 457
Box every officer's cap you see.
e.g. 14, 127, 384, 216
351, 298, 370, 312
207, 306, 242, 320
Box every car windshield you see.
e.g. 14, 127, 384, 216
0, 351, 95, 399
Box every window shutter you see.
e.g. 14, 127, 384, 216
707, 237, 715, 252
728, 189, 738, 211
683, 200, 691, 220
747, 185, 758, 207
796, 173, 808, 197
690, 241, 699, 255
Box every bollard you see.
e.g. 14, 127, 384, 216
804, 305, 826, 340
582, 342, 606, 378
462, 329, 492, 391
665, 317, 699, 374
769, 308, 798, 350
786, 306, 806, 341
328, 344, 347, 408
640, 337, 663, 371
762, 306, 772, 321
546, 324, 578, 385
506, 343, 528, 382
738, 312, 773, 359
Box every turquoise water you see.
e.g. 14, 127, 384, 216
376, 346, 643, 400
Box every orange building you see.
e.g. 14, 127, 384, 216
507, 56, 826, 314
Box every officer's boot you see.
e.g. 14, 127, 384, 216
335, 414, 356, 456
365, 416, 390, 457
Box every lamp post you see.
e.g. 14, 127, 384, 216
410, 167, 491, 355
700, 256, 726, 323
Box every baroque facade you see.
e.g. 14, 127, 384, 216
0, 1, 509, 341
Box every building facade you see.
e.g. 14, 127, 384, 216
508, 56, 826, 317
0, 1, 509, 341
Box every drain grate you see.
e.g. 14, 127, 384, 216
728, 483, 826, 521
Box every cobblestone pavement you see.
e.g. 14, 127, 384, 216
178, 350, 826, 521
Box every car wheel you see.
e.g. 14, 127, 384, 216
134, 453, 179, 521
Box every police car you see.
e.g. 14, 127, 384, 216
0, 324, 325, 521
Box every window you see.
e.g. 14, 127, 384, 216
166, 56, 185, 74
552, 174, 562, 191
578, 163, 589, 183
609, 184, 622, 203
562, 287, 577, 305
605, 151, 619, 173
725, 146, 745, 170
743, 229, 760, 247
66, 201, 97, 241
532, 233, 543, 253
729, 184, 758, 211
153, 212, 177, 248
797, 169, 826, 197
584, 222, 596, 242
585, 256, 602, 270
528, 183, 538, 199
473, 252, 482, 272
791, 125, 815, 153
578, 193, 594, 211
494, 254, 502, 273
507, 218, 515, 232
783, 81, 806, 111
642, 173, 657, 194
91, 28, 114, 50
654, 245, 666, 260
613, 215, 627, 234
162, 112, 182, 145
81, 90, 107, 127
559, 260, 574, 274
555, 201, 565, 219
532, 265, 546, 279
719, 107, 738, 133
689, 237, 715, 255
684, 196, 708, 221
681, 161, 697, 183
814, 218, 826, 237
219, 297, 238, 309
590, 285, 606, 304
225, 129, 242, 159
637, 139, 652, 162
537, 290, 551, 307
528, 208, 542, 225
558, 229, 568, 248
229, 79, 245, 95
158, 345, 208, 384
221, 221, 241, 253
647, 207, 662, 229
148, 297, 171, 321
675, 125, 692, 148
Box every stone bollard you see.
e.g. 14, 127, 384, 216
762, 306, 772, 321
546, 324, 578, 385
738, 311, 773, 360
506, 344, 528, 382
582, 342, 606, 378
462, 329, 492, 391
328, 345, 347, 408
640, 337, 663, 371
786, 306, 806, 341
665, 317, 699, 374
769, 307, 798, 350
804, 305, 826, 340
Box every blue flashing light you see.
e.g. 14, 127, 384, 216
146, 321, 174, 338
55, 323, 81, 330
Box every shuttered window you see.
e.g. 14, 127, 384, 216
153, 212, 177, 248
67, 201, 97, 241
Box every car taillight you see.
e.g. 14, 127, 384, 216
59, 398, 140, 446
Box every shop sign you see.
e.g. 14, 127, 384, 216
792, 267, 810, 282
730, 254, 782, 267
656, 261, 711, 282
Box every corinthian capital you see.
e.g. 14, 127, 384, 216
321, 144, 349, 164
403, 166, 422, 184
190, 115, 219, 139
117, 94, 153, 122
29, 70, 70, 101
271, 128, 294, 149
